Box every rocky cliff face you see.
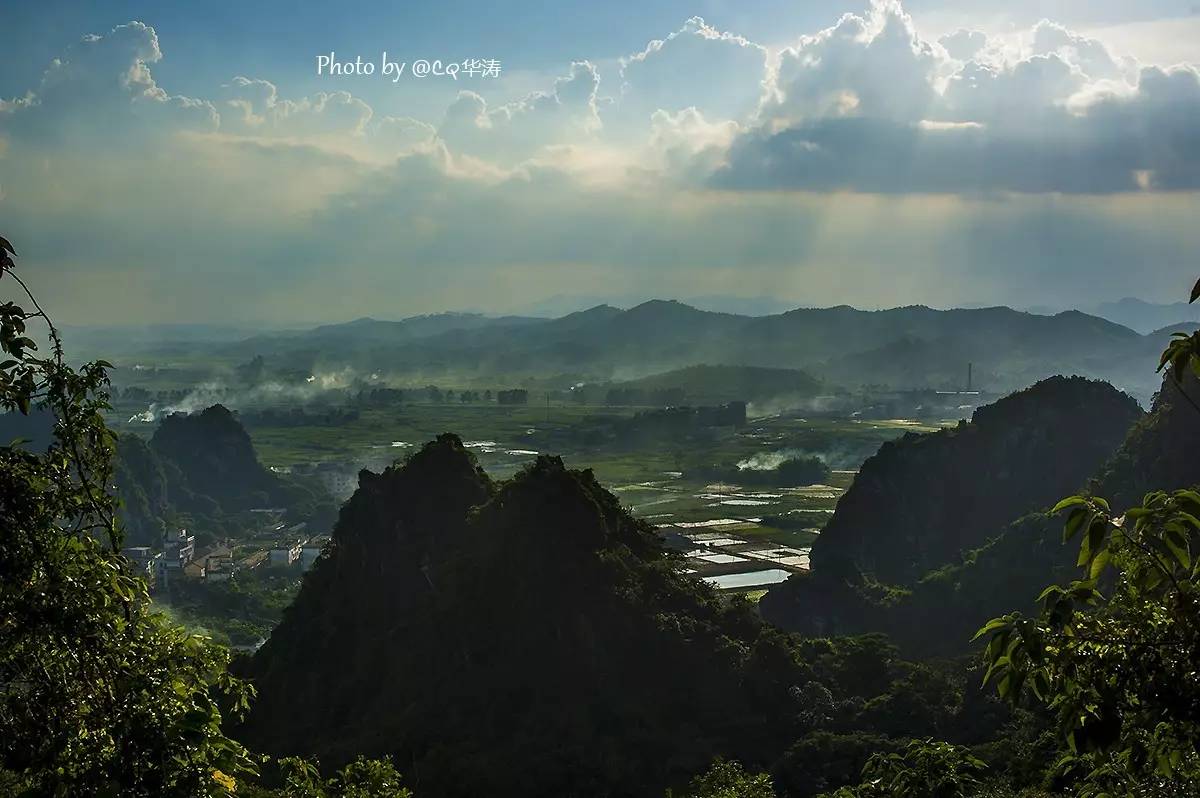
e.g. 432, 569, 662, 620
762, 376, 1144, 650
893, 372, 1200, 656
809, 376, 1142, 585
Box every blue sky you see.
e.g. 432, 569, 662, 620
4, 0, 1200, 323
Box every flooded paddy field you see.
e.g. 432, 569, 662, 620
113, 398, 945, 590
237, 403, 944, 538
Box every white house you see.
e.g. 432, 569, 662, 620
269, 540, 303, 568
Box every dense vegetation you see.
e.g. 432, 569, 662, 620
248, 436, 787, 793
0, 240, 258, 795
115, 406, 335, 547
963, 314, 1200, 794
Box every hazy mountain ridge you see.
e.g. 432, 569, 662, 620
204, 300, 1167, 399
1089, 297, 1200, 335
239, 312, 545, 349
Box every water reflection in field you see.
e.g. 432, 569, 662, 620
702, 569, 791, 590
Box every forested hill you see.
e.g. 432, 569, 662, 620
807, 376, 1141, 585
236, 435, 1003, 797
239, 434, 794, 795
881, 371, 1200, 658
1089, 372, 1200, 508
201, 301, 1163, 398
115, 405, 331, 545
759, 377, 1143, 649
149, 405, 283, 510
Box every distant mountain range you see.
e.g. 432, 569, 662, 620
1022, 297, 1200, 335
1089, 298, 1200, 335
521, 293, 804, 318
200, 299, 1172, 402
587, 293, 1200, 327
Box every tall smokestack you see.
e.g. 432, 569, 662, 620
967, 362, 973, 392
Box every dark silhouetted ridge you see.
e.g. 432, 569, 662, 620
239, 434, 809, 797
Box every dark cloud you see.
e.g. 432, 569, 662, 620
712, 116, 1148, 193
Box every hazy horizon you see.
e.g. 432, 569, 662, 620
53, 293, 1200, 337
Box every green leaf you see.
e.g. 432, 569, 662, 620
1177, 511, 1200, 531
1063, 509, 1087, 543
1052, 496, 1088, 514
1089, 549, 1112, 580
972, 617, 1010, 641
1163, 528, 1191, 570
1077, 521, 1107, 567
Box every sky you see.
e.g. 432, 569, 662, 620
3, 0, 1200, 324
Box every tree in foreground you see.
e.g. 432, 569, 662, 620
240, 756, 413, 797
0, 236, 257, 795
975, 276, 1200, 795
669, 759, 776, 798
820, 739, 987, 798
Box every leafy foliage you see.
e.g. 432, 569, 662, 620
824, 739, 988, 798
669, 759, 776, 798
0, 238, 257, 794
240, 756, 413, 797
976, 490, 1200, 793
976, 278, 1200, 795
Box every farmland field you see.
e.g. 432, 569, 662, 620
111, 397, 946, 550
